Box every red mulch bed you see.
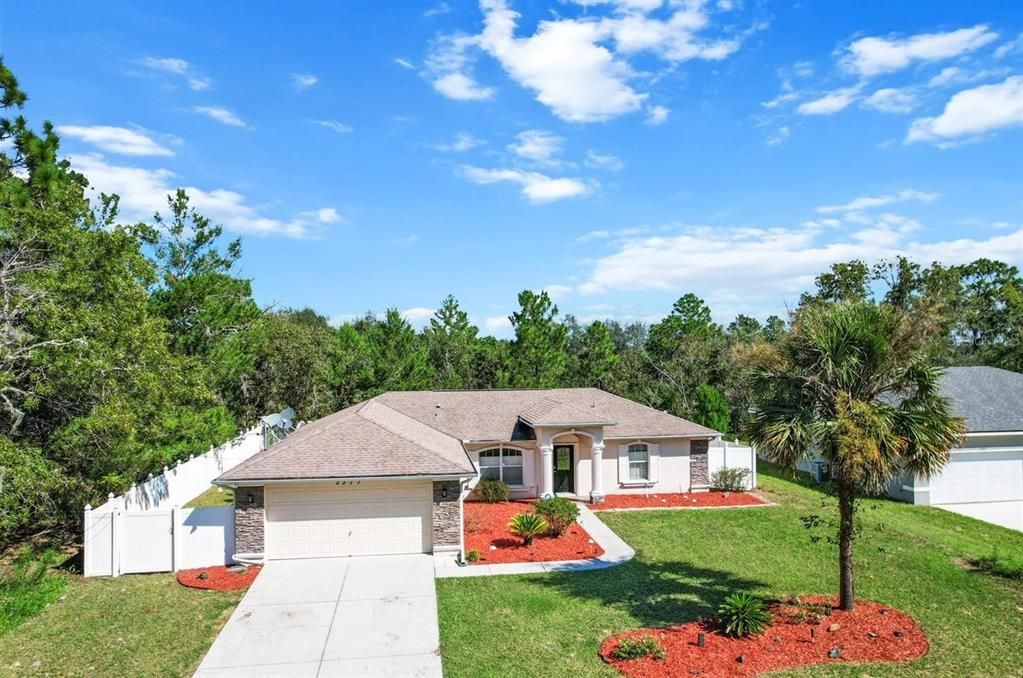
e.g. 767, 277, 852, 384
600, 596, 928, 677
176, 565, 261, 591
464, 500, 604, 564
588, 491, 767, 511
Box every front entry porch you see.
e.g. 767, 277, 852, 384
538, 427, 606, 504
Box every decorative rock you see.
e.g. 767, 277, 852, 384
894, 629, 905, 638
867, 631, 879, 639
736, 654, 745, 663
489, 545, 497, 551
828, 623, 841, 632
829, 647, 842, 659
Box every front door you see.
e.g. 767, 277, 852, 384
553, 445, 574, 493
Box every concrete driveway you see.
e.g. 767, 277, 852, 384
194, 555, 442, 677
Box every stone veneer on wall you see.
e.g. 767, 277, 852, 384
690, 439, 709, 490
432, 480, 461, 550
234, 486, 265, 554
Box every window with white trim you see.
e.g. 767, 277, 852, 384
628, 444, 649, 481
478, 447, 524, 486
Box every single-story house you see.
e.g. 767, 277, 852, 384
215, 388, 719, 563
889, 366, 1023, 531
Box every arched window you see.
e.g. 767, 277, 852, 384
478, 447, 524, 486
628, 443, 649, 481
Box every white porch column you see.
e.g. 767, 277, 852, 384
590, 442, 606, 504
540, 444, 554, 498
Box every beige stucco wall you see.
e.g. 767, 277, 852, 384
602, 439, 694, 494
464, 441, 539, 497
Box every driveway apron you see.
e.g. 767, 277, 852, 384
194, 555, 442, 677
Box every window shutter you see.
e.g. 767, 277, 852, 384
649, 444, 660, 483
618, 444, 629, 483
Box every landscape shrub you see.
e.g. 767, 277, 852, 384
507, 513, 548, 546
710, 467, 750, 492
474, 479, 510, 503
612, 635, 666, 661
465, 549, 480, 564
532, 497, 579, 536
718, 592, 772, 637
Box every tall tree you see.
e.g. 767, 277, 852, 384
746, 302, 963, 611
572, 320, 619, 388
646, 293, 725, 415
507, 290, 568, 387
800, 260, 872, 306
424, 295, 479, 389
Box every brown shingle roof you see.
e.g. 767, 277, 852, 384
218, 388, 717, 483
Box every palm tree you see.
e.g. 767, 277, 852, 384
746, 302, 963, 611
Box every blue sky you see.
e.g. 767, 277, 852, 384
2, 0, 1021, 335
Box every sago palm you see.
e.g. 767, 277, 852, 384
746, 302, 963, 611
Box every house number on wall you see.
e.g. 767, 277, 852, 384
335, 480, 361, 486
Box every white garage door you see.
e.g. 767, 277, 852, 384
266, 481, 432, 559
929, 451, 1023, 505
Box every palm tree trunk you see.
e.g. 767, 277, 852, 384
837, 478, 856, 612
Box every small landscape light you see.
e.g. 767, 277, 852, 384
697, 632, 706, 648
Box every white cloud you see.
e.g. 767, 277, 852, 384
394, 57, 415, 69
840, 25, 998, 78
993, 32, 1023, 59
816, 189, 938, 214
907, 76, 1023, 145
927, 65, 1008, 88
508, 129, 564, 165
766, 126, 790, 146
462, 165, 594, 203
313, 120, 353, 134
57, 125, 175, 157
290, 73, 319, 90
645, 104, 670, 125
424, 2, 451, 17
584, 149, 624, 171
139, 56, 213, 90
544, 284, 573, 300
862, 87, 916, 114
393, 234, 420, 245
577, 229, 611, 242
578, 219, 1022, 299
761, 91, 799, 109
792, 60, 815, 78
483, 315, 513, 337
433, 132, 483, 152
193, 106, 249, 128
432, 72, 496, 101
140, 56, 190, 74
425, 0, 752, 123
401, 307, 437, 328
797, 86, 861, 115
68, 153, 331, 239
312, 207, 342, 224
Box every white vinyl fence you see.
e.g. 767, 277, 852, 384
83, 424, 265, 577
708, 441, 758, 490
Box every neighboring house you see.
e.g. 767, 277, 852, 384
800, 366, 1023, 531
215, 388, 720, 564
892, 366, 1023, 531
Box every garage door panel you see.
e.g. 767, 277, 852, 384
266, 482, 433, 560
929, 452, 1023, 505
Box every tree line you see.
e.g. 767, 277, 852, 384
1, 60, 1020, 545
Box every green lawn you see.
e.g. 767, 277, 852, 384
437, 464, 1023, 677
0, 572, 242, 676
183, 484, 234, 508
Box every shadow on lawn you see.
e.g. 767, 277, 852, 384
539, 558, 769, 628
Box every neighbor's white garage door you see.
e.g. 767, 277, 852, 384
265, 481, 432, 559
928, 451, 1023, 505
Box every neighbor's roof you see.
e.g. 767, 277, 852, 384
940, 366, 1023, 433
217, 388, 717, 483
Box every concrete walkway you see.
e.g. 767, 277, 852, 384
435, 503, 634, 578
195, 555, 441, 677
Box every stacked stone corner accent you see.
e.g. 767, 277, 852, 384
690, 439, 710, 489
432, 480, 461, 550
234, 486, 265, 554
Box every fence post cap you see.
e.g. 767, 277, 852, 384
163, 465, 169, 473
176, 459, 182, 466
147, 473, 153, 479
84, 503, 92, 511
108, 492, 116, 499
